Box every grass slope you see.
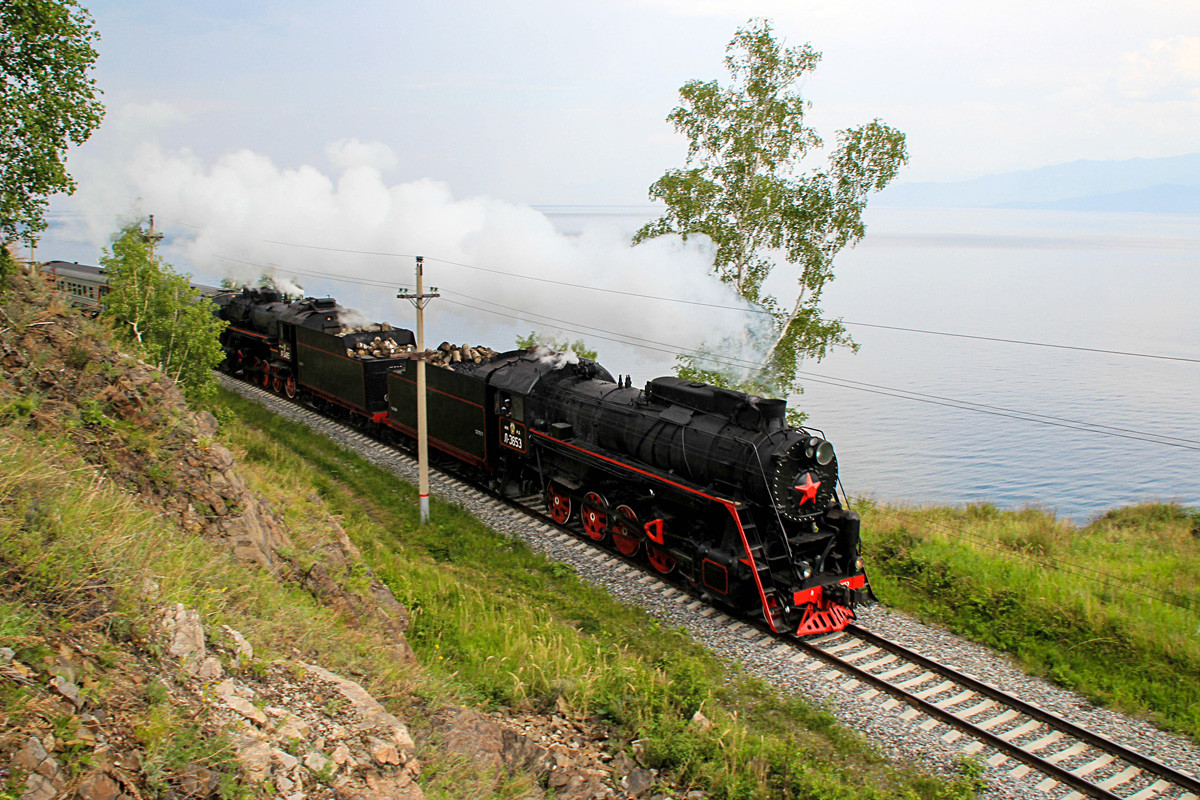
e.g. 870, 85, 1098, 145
859, 500, 1200, 741
216, 388, 981, 799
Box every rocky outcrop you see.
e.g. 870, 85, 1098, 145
433, 705, 669, 799
2, 602, 424, 800
0, 266, 413, 660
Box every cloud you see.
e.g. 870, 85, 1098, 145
325, 138, 400, 173
1116, 35, 1200, 100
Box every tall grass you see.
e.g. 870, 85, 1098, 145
218, 388, 980, 799
858, 499, 1200, 740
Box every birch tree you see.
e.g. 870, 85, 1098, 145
101, 221, 227, 403
1, 0, 103, 251
634, 19, 907, 409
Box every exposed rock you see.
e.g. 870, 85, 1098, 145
367, 736, 401, 766
21, 773, 57, 800
177, 764, 221, 798
76, 771, 122, 800
623, 766, 657, 797
225, 694, 269, 727
272, 748, 300, 772
49, 675, 84, 708
11, 736, 48, 773
303, 750, 330, 773
235, 737, 273, 782
160, 603, 214, 675
222, 624, 254, 660
438, 708, 552, 776
301, 663, 417, 758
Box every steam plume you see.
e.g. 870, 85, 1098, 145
59, 104, 768, 381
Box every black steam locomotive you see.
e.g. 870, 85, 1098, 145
214, 287, 873, 636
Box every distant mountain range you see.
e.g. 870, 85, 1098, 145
876, 153, 1200, 214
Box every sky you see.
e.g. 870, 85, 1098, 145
62, 0, 1200, 201
33, 0, 1200, 378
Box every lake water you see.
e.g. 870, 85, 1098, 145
548, 207, 1200, 522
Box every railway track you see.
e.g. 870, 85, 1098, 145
220, 375, 1200, 800
790, 626, 1200, 800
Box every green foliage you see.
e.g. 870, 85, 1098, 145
0, 247, 17, 287
861, 502, 1200, 740
0, 0, 104, 247
635, 19, 907, 403
100, 220, 228, 403
515, 330, 598, 361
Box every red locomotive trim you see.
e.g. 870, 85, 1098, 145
796, 603, 854, 637
840, 574, 867, 591
644, 519, 665, 545
724, 505, 779, 633
384, 418, 487, 467
793, 574, 866, 607
701, 558, 729, 594
391, 373, 487, 411
793, 585, 823, 607
529, 430, 733, 504
226, 325, 270, 340
529, 430, 780, 633
299, 383, 371, 417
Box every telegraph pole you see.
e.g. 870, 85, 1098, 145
398, 256, 439, 524
143, 214, 164, 258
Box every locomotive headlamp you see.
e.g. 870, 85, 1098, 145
807, 438, 835, 466
800, 561, 814, 579
855, 556, 865, 571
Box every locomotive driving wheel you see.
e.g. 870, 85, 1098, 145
581, 491, 608, 542
612, 505, 641, 557
545, 482, 573, 525
272, 375, 283, 394
647, 542, 676, 575
284, 375, 297, 399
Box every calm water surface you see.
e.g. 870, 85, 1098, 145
552, 208, 1200, 522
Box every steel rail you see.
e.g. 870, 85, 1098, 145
843, 625, 1200, 797
793, 634, 1125, 800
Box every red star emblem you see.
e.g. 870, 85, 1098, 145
794, 473, 821, 505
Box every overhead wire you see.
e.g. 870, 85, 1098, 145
194, 245, 1200, 452
440, 290, 1200, 452
131, 223, 1200, 450
165, 223, 1198, 364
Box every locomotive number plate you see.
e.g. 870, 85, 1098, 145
500, 419, 527, 452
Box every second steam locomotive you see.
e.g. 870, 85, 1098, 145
215, 287, 873, 636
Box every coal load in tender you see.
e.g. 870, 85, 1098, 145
342, 329, 500, 368
341, 324, 414, 360
427, 342, 500, 368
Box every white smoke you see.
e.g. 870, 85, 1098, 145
60, 103, 768, 381
531, 344, 582, 370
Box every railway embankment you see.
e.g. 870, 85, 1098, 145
859, 500, 1200, 742
0, 266, 982, 798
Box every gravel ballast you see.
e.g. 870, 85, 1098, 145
222, 377, 1200, 800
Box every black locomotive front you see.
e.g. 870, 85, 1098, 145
482, 353, 873, 636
